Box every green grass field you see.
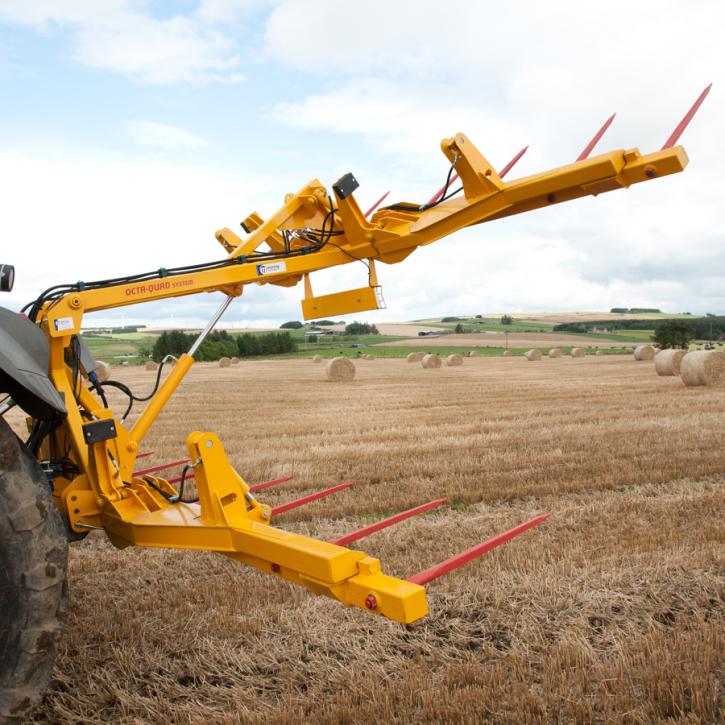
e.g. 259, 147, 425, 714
81, 333, 156, 360
421, 317, 556, 333
82, 312, 715, 363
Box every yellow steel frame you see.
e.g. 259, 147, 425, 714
35, 132, 688, 623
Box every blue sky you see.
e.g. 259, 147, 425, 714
0, 1, 722, 328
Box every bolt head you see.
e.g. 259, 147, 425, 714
364, 595, 378, 610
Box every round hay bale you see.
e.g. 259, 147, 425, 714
93, 360, 111, 382
121, 360, 129, 366
548, 348, 562, 359
421, 353, 442, 369
468, 350, 480, 357
326, 356, 356, 382
680, 350, 725, 387
502, 350, 513, 357
524, 349, 541, 361
634, 344, 655, 361
571, 347, 586, 358
145, 361, 158, 371
312, 355, 324, 363
446, 354, 464, 366
654, 348, 687, 376
218, 357, 231, 368
231, 357, 240, 365
407, 351, 425, 363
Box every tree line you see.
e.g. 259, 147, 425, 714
152, 330, 297, 361
554, 317, 725, 339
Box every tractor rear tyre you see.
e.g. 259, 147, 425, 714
0, 418, 68, 721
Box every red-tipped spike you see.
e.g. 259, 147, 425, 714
662, 83, 712, 149
499, 145, 529, 178
364, 191, 390, 218
134, 458, 189, 476
166, 472, 190, 485
407, 513, 549, 585
426, 173, 460, 205
330, 498, 447, 547
164, 471, 292, 489
272, 482, 354, 516
576, 114, 616, 161
136, 451, 155, 459
426, 144, 528, 205
249, 475, 294, 493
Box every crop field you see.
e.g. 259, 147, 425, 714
23, 356, 723, 723
379, 331, 638, 349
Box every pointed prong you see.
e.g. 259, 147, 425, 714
499, 145, 529, 178
165, 471, 292, 489
576, 114, 616, 161
426, 174, 460, 205
134, 458, 189, 476
426, 144, 527, 205
329, 498, 447, 547
136, 451, 155, 459
364, 191, 390, 218
407, 513, 549, 585
272, 482, 354, 516
249, 475, 294, 493
166, 469, 194, 485
662, 83, 712, 149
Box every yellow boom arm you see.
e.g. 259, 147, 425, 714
31, 123, 694, 624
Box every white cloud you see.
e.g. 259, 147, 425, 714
0, 145, 723, 329
125, 120, 209, 149
1, 1, 723, 321
0, 148, 300, 323
262, 0, 724, 315
195, 0, 273, 25
0, 0, 249, 85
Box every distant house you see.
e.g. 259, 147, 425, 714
588, 326, 610, 334
304, 329, 336, 337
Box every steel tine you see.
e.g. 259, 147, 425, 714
364, 191, 390, 218
136, 451, 155, 459
499, 145, 529, 178
133, 458, 189, 476
576, 114, 616, 161
662, 83, 712, 149
426, 173, 460, 205
426, 144, 528, 205
407, 513, 549, 585
165, 471, 192, 485
329, 498, 447, 546
272, 482, 354, 516
249, 475, 294, 493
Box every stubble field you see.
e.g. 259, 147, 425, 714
27, 356, 724, 723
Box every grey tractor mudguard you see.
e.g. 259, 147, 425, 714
0, 306, 66, 419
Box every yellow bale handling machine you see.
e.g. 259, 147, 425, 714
0, 85, 709, 718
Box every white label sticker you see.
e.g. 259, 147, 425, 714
53, 316, 75, 332
256, 261, 286, 276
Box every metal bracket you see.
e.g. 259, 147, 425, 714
82, 419, 117, 445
